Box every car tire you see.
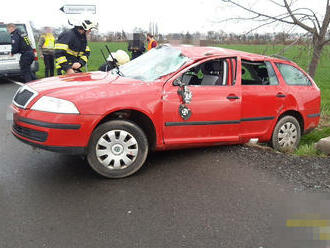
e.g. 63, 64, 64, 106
271, 115, 301, 152
87, 120, 149, 178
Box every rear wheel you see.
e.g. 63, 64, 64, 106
271, 116, 301, 152
87, 120, 148, 178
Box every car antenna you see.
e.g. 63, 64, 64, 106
105, 44, 122, 76
100, 48, 111, 72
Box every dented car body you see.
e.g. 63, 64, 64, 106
11, 45, 320, 178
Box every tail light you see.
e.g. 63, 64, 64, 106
33, 49, 38, 61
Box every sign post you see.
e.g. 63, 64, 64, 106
59, 5, 96, 15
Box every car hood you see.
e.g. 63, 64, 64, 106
27, 71, 163, 114
29, 72, 123, 92
28, 71, 158, 96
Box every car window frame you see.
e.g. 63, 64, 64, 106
172, 56, 238, 87
241, 59, 279, 86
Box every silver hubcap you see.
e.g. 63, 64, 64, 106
96, 130, 138, 169
278, 122, 298, 149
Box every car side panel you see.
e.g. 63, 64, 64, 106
271, 61, 321, 133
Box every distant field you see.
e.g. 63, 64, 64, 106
35, 42, 330, 155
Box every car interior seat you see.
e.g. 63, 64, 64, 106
257, 67, 269, 85
182, 66, 200, 85
200, 61, 221, 86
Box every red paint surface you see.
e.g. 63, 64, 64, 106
11, 46, 321, 151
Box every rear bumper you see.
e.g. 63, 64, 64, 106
303, 112, 320, 134
0, 61, 39, 77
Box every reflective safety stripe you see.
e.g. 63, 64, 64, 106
66, 48, 79, 56
55, 56, 67, 64
80, 56, 88, 62
85, 46, 90, 52
23, 36, 32, 46
55, 43, 68, 50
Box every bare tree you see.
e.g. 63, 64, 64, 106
222, 0, 330, 78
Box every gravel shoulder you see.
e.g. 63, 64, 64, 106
225, 144, 330, 192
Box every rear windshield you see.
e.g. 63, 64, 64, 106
0, 24, 27, 45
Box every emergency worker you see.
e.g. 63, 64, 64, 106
55, 19, 97, 75
38, 27, 55, 77
147, 33, 158, 51
7, 23, 36, 83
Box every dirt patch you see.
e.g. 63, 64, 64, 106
225, 145, 330, 193
319, 114, 330, 128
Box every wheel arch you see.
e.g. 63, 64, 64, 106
93, 109, 157, 150
276, 110, 304, 135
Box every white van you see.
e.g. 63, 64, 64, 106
0, 21, 39, 78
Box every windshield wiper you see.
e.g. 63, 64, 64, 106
105, 45, 124, 77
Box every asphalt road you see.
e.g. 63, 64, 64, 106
1, 78, 330, 248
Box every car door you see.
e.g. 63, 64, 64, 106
240, 60, 285, 139
162, 57, 242, 146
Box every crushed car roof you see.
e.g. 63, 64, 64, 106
171, 44, 284, 62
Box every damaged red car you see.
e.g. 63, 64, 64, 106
11, 45, 321, 178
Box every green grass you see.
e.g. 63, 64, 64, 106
35, 42, 330, 156
295, 144, 326, 157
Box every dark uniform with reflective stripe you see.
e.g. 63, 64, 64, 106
10, 29, 36, 83
55, 28, 90, 75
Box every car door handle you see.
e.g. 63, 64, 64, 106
276, 93, 286, 98
227, 95, 240, 100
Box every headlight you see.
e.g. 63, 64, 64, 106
31, 96, 80, 114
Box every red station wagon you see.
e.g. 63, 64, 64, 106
11, 45, 321, 178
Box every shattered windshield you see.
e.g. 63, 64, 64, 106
113, 45, 189, 82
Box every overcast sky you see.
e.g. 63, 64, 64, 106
0, 0, 327, 34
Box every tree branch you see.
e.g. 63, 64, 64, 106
321, 38, 330, 46
222, 0, 296, 25
244, 19, 278, 34
283, 0, 316, 34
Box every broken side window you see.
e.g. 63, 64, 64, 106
241, 60, 278, 85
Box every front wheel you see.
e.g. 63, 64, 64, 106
271, 116, 301, 152
87, 120, 149, 178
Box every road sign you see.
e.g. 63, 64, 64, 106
59, 5, 96, 14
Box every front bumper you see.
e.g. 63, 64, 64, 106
12, 133, 87, 155
11, 104, 100, 155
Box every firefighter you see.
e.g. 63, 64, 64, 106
55, 19, 97, 75
38, 27, 55, 77
147, 33, 158, 51
7, 23, 36, 83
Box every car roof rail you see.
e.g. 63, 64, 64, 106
270, 54, 292, 62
